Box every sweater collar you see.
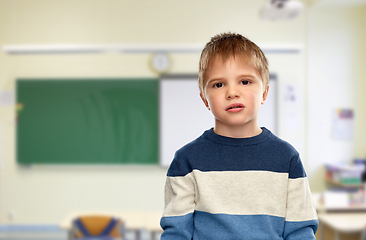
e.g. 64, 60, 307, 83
203, 127, 272, 146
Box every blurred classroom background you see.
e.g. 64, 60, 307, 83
0, 0, 366, 239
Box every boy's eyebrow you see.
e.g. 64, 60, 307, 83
208, 74, 259, 83
207, 77, 223, 83
205, 77, 224, 87
238, 74, 260, 79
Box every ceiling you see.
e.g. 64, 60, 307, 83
314, 0, 366, 7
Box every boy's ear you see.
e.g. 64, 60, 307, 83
261, 85, 270, 105
200, 92, 210, 110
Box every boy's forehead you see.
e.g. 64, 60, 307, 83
208, 53, 251, 67
207, 54, 254, 72
203, 54, 265, 86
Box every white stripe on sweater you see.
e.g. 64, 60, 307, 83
163, 170, 317, 222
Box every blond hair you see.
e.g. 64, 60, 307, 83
198, 32, 269, 95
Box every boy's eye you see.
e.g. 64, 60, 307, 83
213, 83, 223, 88
241, 80, 250, 85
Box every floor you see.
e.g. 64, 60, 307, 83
0, 225, 161, 240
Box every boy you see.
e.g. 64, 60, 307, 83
160, 32, 318, 239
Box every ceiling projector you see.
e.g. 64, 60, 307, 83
260, 0, 303, 20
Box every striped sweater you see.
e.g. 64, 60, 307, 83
160, 127, 318, 240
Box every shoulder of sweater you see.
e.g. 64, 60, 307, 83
175, 130, 209, 154
266, 132, 299, 156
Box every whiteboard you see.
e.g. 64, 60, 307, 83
160, 74, 277, 167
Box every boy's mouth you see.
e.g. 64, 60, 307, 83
226, 103, 244, 112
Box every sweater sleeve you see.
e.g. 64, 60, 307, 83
283, 154, 319, 239
160, 152, 196, 240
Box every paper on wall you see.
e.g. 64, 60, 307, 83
0, 91, 14, 106
284, 83, 301, 132
332, 108, 353, 141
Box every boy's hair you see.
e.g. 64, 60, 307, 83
198, 32, 269, 95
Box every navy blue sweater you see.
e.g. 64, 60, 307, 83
160, 128, 318, 240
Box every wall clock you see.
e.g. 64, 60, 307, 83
150, 52, 171, 74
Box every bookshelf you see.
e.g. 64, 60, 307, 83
325, 177, 365, 189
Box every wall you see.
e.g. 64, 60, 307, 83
0, 0, 364, 224
307, 4, 366, 191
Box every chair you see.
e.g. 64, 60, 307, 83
70, 215, 125, 240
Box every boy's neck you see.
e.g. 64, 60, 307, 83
213, 123, 262, 139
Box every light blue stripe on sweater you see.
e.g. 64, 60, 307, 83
161, 213, 194, 240
161, 211, 318, 240
284, 220, 318, 240
193, 211, 285, 240
161, 211, 285, 240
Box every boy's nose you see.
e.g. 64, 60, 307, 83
226, 86, 240, 99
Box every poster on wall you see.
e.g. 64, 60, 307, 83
332, 108, 354, 141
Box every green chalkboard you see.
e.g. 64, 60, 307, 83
16, 79, 159, 164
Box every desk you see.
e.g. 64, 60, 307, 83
318, 213, 366, 240
313, 193, 366, 240
60, 210, 163, 240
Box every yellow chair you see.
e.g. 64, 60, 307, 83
70, 215, 125, 240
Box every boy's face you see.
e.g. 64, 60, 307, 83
200, 56, 269, 136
